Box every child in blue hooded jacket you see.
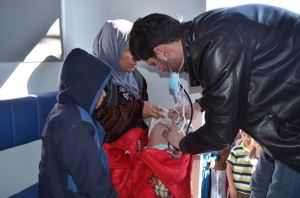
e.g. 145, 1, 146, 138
38, 48, 117, 198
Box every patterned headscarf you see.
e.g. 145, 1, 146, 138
93, 19, 140, 98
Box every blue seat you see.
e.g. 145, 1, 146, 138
0, 91, 57, 197
0, 91, 57, 151
9, 184, 38, 198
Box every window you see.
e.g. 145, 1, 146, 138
0, 0, 63, 62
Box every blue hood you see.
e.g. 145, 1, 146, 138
58, 48, 111, 115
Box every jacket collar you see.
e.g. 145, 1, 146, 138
181, 22, 201, 87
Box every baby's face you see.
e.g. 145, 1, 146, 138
147, 122, 170, 148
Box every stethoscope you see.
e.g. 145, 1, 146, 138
163, 55, 193, 135
167, 84, 193, 154
179, 83, 193, 135
163, 56, 193, 153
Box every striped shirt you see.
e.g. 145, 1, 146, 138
226, 143, 257, 194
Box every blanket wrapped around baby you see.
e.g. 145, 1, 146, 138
103, 128, 194, 198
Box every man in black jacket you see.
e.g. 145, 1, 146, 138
129, 4, 300, 197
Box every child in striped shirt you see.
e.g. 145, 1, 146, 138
226, 130, 258, 198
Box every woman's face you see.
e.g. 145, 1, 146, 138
119, 48, 136, 72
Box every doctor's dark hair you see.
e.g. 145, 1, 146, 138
129, 13, 181, 61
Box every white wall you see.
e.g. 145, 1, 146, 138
62, 0, 106, 54
0, 140, 42, 197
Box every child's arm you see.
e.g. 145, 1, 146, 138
226, 148, 238, 198
226, 163, 237, 198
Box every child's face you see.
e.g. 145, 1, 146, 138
95, 90, 106, 109
240, 130, 254, 147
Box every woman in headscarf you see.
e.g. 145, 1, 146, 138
92, 20, 193, 198
93, 19, 164, 143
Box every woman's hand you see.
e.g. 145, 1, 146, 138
143, 101, 165, 119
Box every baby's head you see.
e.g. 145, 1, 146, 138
148, 108, 170, 136
147, 122, 170, 148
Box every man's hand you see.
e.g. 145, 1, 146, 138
168, 102, 202, 123
162, 124, 185, 149
143, 101, 166, 119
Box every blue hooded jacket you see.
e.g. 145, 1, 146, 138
38, 48, 117, 197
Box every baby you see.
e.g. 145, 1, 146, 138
147, 108, 193, 149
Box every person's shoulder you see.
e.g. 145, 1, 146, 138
44, 104, 88, 140
55, 115, 94, 137
48, 104, 87, 128
57, 103, 80, 117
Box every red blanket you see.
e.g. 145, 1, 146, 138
103, 128, 194, 198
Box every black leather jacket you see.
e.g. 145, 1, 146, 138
179, 4, 300, 172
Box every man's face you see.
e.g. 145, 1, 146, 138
146, 55, 183, 73
146, 57, 168, 72
146, 42, 184, 73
